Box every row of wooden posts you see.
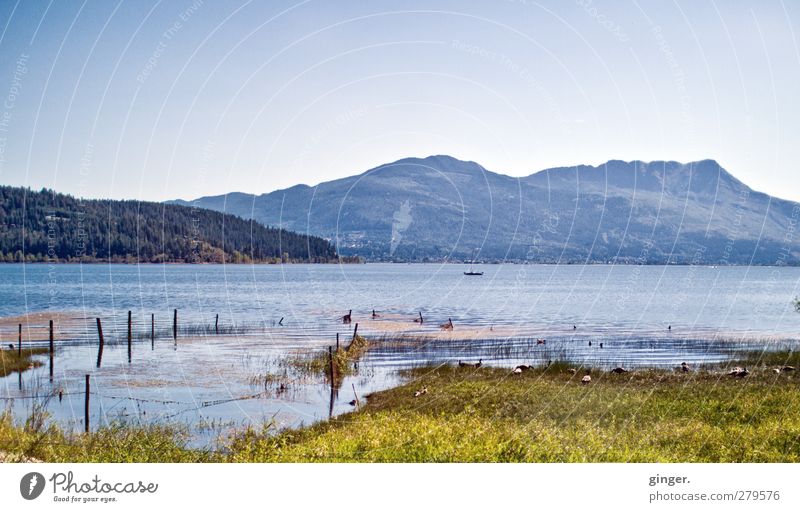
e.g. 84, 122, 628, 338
17, 310, 182, 433
21, 312, 347, 433
95, 309, 182, 367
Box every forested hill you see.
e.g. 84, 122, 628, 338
0, 186, 339, 263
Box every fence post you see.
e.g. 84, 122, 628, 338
151, 313, 155, 349
96, 318, 104, 368
328, 345, 335, 418
215, 314, 219, 335
336, 333, 340, 351
352, 323, 359, 341
49, 319, 54, 381
84, 374, 90, 433
328, 345, 335, 381
17, 323, 21, 357
173, 309, 177, 340
127, 310, 132, 362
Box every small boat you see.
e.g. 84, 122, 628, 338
464, 248, 484, 276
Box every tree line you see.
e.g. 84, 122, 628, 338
0, 186, 342, 263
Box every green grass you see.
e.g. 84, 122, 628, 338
227, 364, 800, 462
2, 356, 800, 462
287, 334, 370, 381
0, 347, 48, 377
0, 411, 216, 462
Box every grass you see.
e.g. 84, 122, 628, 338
226, 363, 800, 462
287, 334, 370, 382
0, 410, 215, 462
2, 349, 800, 462
0, 347, 48, 377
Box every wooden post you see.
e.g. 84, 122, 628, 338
84, 374, 90, 433
173, 309, 177, 340
352, 383, 360, 408
49, 319, 54, 381
17, 323, 21, 357
336, 333, 340, 351
96, 318, 104, 368
328, 346, 335, 381
127, 311, 132, 363
352, 323, 359, 341
215, 314, 219, 335
151, 313, 155, 349
328, 346, 335, 418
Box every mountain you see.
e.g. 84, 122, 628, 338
0, 186, 338, 263
169, 156, 800, 265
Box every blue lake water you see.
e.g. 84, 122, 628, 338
1, 263, 799, 446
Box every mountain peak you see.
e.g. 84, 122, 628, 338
173, 155, 798, 264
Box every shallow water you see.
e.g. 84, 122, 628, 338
1, 263, 799, 447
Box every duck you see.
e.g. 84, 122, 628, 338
599, 342, 604, 349
413, 311, 424, 323
610, 367, 628, 374
342, 310, 352, 324
588, 341, 592, 347
414, 387, 428, 397
581, 372, 592, 385
348, 399, 358, 406
514, 364, 532, 373
775, 366, 795, 373
440, 318, 454, 331
458, 359, 482, 368
536, 338, 546, 345
372, 309, 380, 319
7, 343, 13, 350
568, 368, 577, 375
681, 362, 690, 373
728, 367, 749, 377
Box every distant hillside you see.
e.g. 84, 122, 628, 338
170, 155, 800, 265
0, 186, 338, 263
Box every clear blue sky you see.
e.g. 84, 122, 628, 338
0, 0, 798, 202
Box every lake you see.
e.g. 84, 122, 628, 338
1, 263, 799, 446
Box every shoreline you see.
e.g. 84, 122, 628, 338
0, 261, 799, 267
3, 353, 800, 462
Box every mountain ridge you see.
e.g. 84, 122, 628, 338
169, 155, 800, 265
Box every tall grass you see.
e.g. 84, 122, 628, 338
228, 364, 800, 462
0, 347, 48, 377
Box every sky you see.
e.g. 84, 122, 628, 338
0, 0, 798, 202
